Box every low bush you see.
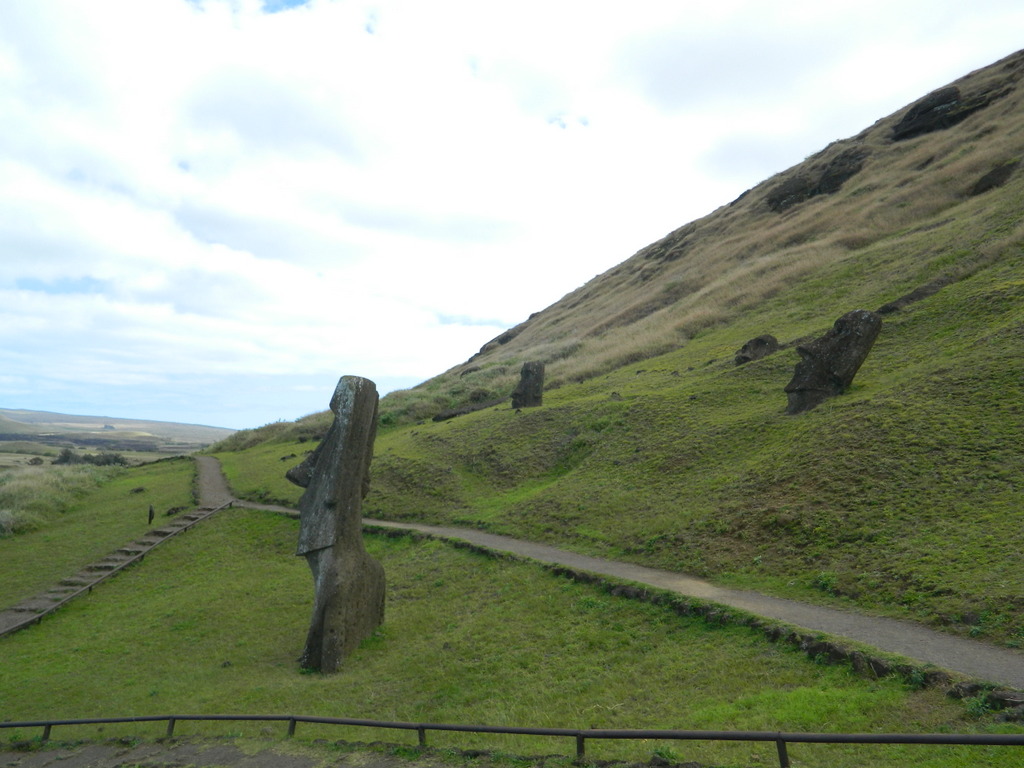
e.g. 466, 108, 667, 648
0, 464, 113, 537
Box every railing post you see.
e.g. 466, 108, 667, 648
41, 724, 52, 742
287, 718, 296, 737
776, 737, 790, 768
417, 726, 426, 747
576, 733, 585, 760
166, 717, 176, 738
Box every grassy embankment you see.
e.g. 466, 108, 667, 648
0, 457, 195, 606
214, 219, 1024, 651
211, 56, 1024, 648
2, 503, 1021, 768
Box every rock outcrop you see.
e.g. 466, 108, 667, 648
765, 147, 868, 212
969, 160, 1019, 196
892, 83, 1010, 141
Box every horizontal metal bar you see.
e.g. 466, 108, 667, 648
560, 728, 1024, 747
3, 716, 1022, 749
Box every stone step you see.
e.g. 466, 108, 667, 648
10, 600, 55, 614
1, 502, 227, 641
84, 562, 120, 572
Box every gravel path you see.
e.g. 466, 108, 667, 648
0, 738, 495, 768
196, 457, 1024, 690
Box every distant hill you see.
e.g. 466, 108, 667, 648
0, 408, 235, 453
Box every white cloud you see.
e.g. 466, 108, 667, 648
0, 0, 1022, 428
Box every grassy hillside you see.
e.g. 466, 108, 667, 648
0, 457, 195, 605
212, 50, 1024, 648
5, 48, 1024, 768
381, 49, 1024, 422
3, 506, 1019, 767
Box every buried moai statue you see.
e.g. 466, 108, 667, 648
734, 334, 779, 366
511, 361, 545, 409
286, 376, 385, 673
784, 310, 882, 414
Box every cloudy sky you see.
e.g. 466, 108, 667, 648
1, 0, 1021, 430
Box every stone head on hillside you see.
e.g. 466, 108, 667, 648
735, 334, 779, 366
511, 361, 545, 409
286, 375, 385, 673
784, 310, 882, 414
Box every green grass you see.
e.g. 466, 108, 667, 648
0, 464, 111, 536
215, 440, 306, 507
206, 57, 1024, 649
0, 457, 195, 607
2, 509, 1018, 767
212, 246, 1024, 647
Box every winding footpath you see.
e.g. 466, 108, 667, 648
193, 457, 1024, 690
4, 457, 1022, 692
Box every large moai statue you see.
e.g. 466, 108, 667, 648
511, 361, 545, 409
784, 310, 882, 414
286, 376, 385, 673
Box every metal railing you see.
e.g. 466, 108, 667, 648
3, 714, 1022, 767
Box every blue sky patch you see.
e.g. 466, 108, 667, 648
262, 0, 311, 13
16, 276, 107, 295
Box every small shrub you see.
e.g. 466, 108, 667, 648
0, 509, 41, 537
813, 571, 839, 596
0, 464, 115, 537
52, 448, 127, 466
964, 694, 993, 718
652, 744, 683, 763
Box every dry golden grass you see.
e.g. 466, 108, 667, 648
345, 49, 1024, 427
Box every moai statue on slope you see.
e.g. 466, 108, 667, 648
784, 310, 882, 414
511, 361, 544, 409
735, 334, 779, 366
286, 376, 385, 673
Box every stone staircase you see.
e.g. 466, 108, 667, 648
0, 505, 229, 639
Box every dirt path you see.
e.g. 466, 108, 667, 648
202, 457, 1024, 689
0, 737, 521, 768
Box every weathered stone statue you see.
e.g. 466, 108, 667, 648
735, 334, 779, 366
511, 361, 544, 408
784, 310, 882, 414
286, 376, 385, 672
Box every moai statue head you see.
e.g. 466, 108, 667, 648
511, 361, 545, 409
735, 334, 780, 366
784, 310, 882, 414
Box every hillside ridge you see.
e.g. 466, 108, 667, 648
213, 47, 1024, 653
0, 407, 235, 452
378, 47, 1024, 421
